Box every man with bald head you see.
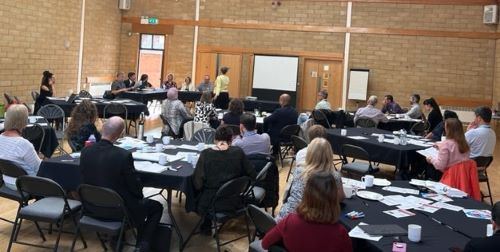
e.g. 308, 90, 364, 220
264, 93, 298, 155
80, 117, 163, 251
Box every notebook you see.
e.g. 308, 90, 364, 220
358, 224, 407, 236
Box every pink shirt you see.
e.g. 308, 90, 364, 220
430, 139, 470, 171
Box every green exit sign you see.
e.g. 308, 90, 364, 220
148, 17, 159, 25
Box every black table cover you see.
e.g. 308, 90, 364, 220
379, 119, 419, 132
243, 100, 280, 113
119, 90, 167, 104
45, 98, 149, 119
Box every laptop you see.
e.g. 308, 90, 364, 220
66, 93, 79, 103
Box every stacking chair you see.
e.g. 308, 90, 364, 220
31, 91, 39, 103
226, 124, 241, 137
160, 114, 182, 139
37, 104, 67, 155
7, 176, 86, 251
71, 184, 138, 252
78, 90, 92, 99
4, 93, 14, 104
287, 136, 307, 182
410, 121, 429, 136
355, 118, 377, 128
183, 176, 252, 252
183, 120, 208, 141
22, 123, 45, 155
247, 205, 287, 252
340, 144, 379, 178
193, 127, 216, 144
312, 109, 331, 129
278, 124, 301, 167
473, 156, 494, 205
245, 162, 273, 206
104, 103, 129, 133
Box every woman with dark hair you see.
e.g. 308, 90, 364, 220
180, 76, 195, 91
425, 110, 459, 141
194, 91, 217, 126
65, 100, 101, 151
138, 74, 152, 89
222, 98, 244, 125
193, 125, 256, 232
34, 70, 55, 113
263, 172, 352, 251
213, 66, 230, 109
423, 97, 443, 132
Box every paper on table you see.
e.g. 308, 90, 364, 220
348, 223, 383, 242
416, 147, 438, 159
342, 178, 366, 190
421, 193, 453, 203
405, 195, 433, 205
382, 186, 419, 195
383, 138, 398, 144
463, 209, 491, 220
134, 161, 168, 173
132, 152, 163, 162
383, 209, 416, 218
414, 204, 441, 213
178, 144, 199, 151
348, 136, 369, 140
407, 139, 434, 147
116, 137, 147, 149
431, 202, 464, 212
379, 195, 406, 206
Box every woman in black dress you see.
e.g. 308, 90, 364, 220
423, 97, 443, 132
34, 70, 55, 114
222, 98, 244, 125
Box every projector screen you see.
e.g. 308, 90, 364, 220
252, 55, 299, 91
347, 69, 369, 101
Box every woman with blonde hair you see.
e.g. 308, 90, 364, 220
65, 100, 101, 151
276, 137, 344, 221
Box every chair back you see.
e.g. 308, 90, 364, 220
0, 159, 28, 178
31, 91, 40, 102
183, 120, 207, 141
78, 184, 128, 222
256, 162, 273, 182
193, 127, 216, 144
410, 121, 428, 136
279, 124, 300, 143
355, 118, 377, 128
312, 109, 331, 129
226, 124, 241, 136
16, 176, 66, 203
37, 104, 65, 120
78, 90, 92, 99
4, 93, 13, 104
22, 123, 45, 154
291, 135, 307, 152
103, 103, 128, 121
332, 110, 346, 129
213, 176, 251, 213
247, 204, 276, 238
473, 156, 493, 171
440, 159, 481, 201
341, 144, 374, 172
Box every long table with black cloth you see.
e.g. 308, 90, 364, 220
342, 181, 490, 251
120, 90, 203, 104
45, 97, 149, 119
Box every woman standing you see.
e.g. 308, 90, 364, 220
423, 97, 443, 132
34, 70, 55, 114
180, 76, 196, 91
65, 100, 101, 151
213, 66, 230, 109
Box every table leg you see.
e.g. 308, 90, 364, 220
166, 189, 184, 250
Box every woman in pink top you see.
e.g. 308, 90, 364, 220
427, 118, 470, 171
262, 172, 352, 252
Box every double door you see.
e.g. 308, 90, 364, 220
301, 59, 343, 111
196, 52, 241, 97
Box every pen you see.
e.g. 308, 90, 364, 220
61, 159, 74, 162
175, 165, 182, 169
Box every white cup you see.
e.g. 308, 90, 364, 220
155, 143, 163, 152
28, 117, 37, 124
378, 134, 384, 143
146, 135, 154, 144
162, 136, 171, 145
361, 175, 374, 187
408, 224, 422, 242
487, 224, 494, 237
158, 154, 168, 165
343, 185, 355, 199
341, 129, 347, 136
441, 136, 446, 142
393, 137, 401, 145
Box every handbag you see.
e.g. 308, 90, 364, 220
103, 90, 115, 100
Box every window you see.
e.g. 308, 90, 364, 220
140, 34, 164, 50
138, 34, 166, 88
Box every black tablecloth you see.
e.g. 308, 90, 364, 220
46, 98, 149, 119
327, 128, 426, 172
119, 90, 168, 104
378, 119, 419, 132
33, 124, 58, 158
342, 181, 489, 251
243, 100, 280, 113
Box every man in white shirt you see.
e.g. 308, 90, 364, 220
465, 106, 496, 158
315, 89, 331, 110
354, 95, 388, 125
405, 94, 423, 119
233, 113, 271, 156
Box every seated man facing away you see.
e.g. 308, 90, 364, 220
263, 93, 298, 155
465, 106, 496, 158
353, 95, 388, 125
233, 112, 271, 156
315, 89, 331, 110
405, 93, 423, 119
464, 201, 500, 252
80, 116, 163, 252
381, 94, 402, 114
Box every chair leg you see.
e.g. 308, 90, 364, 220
486, 178, 493, 205
34, 221, 47, 241
7, 216, 21, 252
53, 218, 65, 252
114, 224, 126, 252
286, 158, 295, 182
244, 213, 252, 243
70, 224, 81, 252
182, 217, 204, 249
214, 220, 222, 252
71, 213, 87, 249
96, 232, 108, 251
13, 219, 24, 241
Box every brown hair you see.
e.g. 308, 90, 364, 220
200, 91, 213, 103
66, 100, 98, 138
307, 125, 327, 142
297, 172, 340, 224
445, 118, 470, 154
228, 98, 244, 115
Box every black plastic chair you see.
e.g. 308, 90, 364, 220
473, 156, 494, 205
278, 124, 301, 167
245, 162, 273, 206
355, 118, 377, 128
78, 90, 92, 99
31, 91, 39, 103
8, 176, 86, 251
193, 127, 216, 144
37, 104, 67, 154
22, 123, 45, 155
4, 93, 14, 104
104, 103, 132, 134
71, 184, 137, 252
410, 121, 429, 136
312, 109, 331, 129
226, 124, 241, 137
287, 136, 308, 182
183, 176, 252, 252
340, 144, 379, 178
247, 204, 276, 240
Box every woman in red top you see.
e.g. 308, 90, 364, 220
262, 172, 352, 252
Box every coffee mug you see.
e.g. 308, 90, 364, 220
378, 134, 384, 143
146, 135, 154, 144
341, 129, 347, 136
343, 185, 355, 199
408, 224, 422, 242
361, 175, 374, 187
393, 137, 401, 145
28, 117, 37, 124
158, 154, 168, 165
155, 143, 163, 152
162, 136, 171, 145
487, 224, 494, 237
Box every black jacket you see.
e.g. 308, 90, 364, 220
464, 231, 500, 252
263, 105, 298, 144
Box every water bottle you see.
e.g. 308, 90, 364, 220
137, 112, 145, 140
400, 129, 407, 145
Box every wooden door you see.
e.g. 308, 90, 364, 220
300, 59, 343, 111
195, 52, 217, 85
219, 54, 242, 98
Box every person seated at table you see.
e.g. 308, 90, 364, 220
197, 75, 213, 92
353, 95, 388, 125
35, 70, 56, 114
423, 97, 443, 132
315, 89, 331, 110
180, 76, 196, 91
111, 71, 131, 95
161, 88, 192, 137
264, 93, 299, 155
80, 116, 163, 251
425, 110, 459, 141
0, 105, 41, 190
405, 93, 423, 119
233, 113, 271, 156
263, 172, 352, 252
137, 74, 152, 89
194, 91, 217, 127
381, 94, 402, 114
193, 125, 257, 233
161, 73, 177, 90
222, 98, 244, 125
124, 72, 136, 89
464, 201, 500, 252
277, 137, 344, 221
465, 106, 496, 158
426, 118, 470, 172
65, 100, 101, 151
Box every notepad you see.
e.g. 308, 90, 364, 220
416, 147, 438, 159
359, 224, 408, 236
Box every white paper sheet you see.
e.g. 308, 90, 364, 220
348, 136, 369, 140
416, 147, 438, 159
134, 161, 168, 173
421, 193, 453, 203
379, 195, 406, 206
382, 186, 419, 195
132, 152, 163, 162
178, 144, 199, 151
414, 204, 441, 213
383, 209, 416, 218
348, 223, 383, 242
342, 178, 366, 190
407, 139, 434, 147
431, 202, 464, 212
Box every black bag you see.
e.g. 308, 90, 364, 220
151, 223, 172, 252
103, 90, 115, 100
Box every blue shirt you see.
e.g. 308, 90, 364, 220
232, 131, 271, 156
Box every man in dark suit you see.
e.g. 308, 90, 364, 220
80, 116, 163, 252
124, 72, 137, 89
263, 93, 298, 155
463, 201, 500, 252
